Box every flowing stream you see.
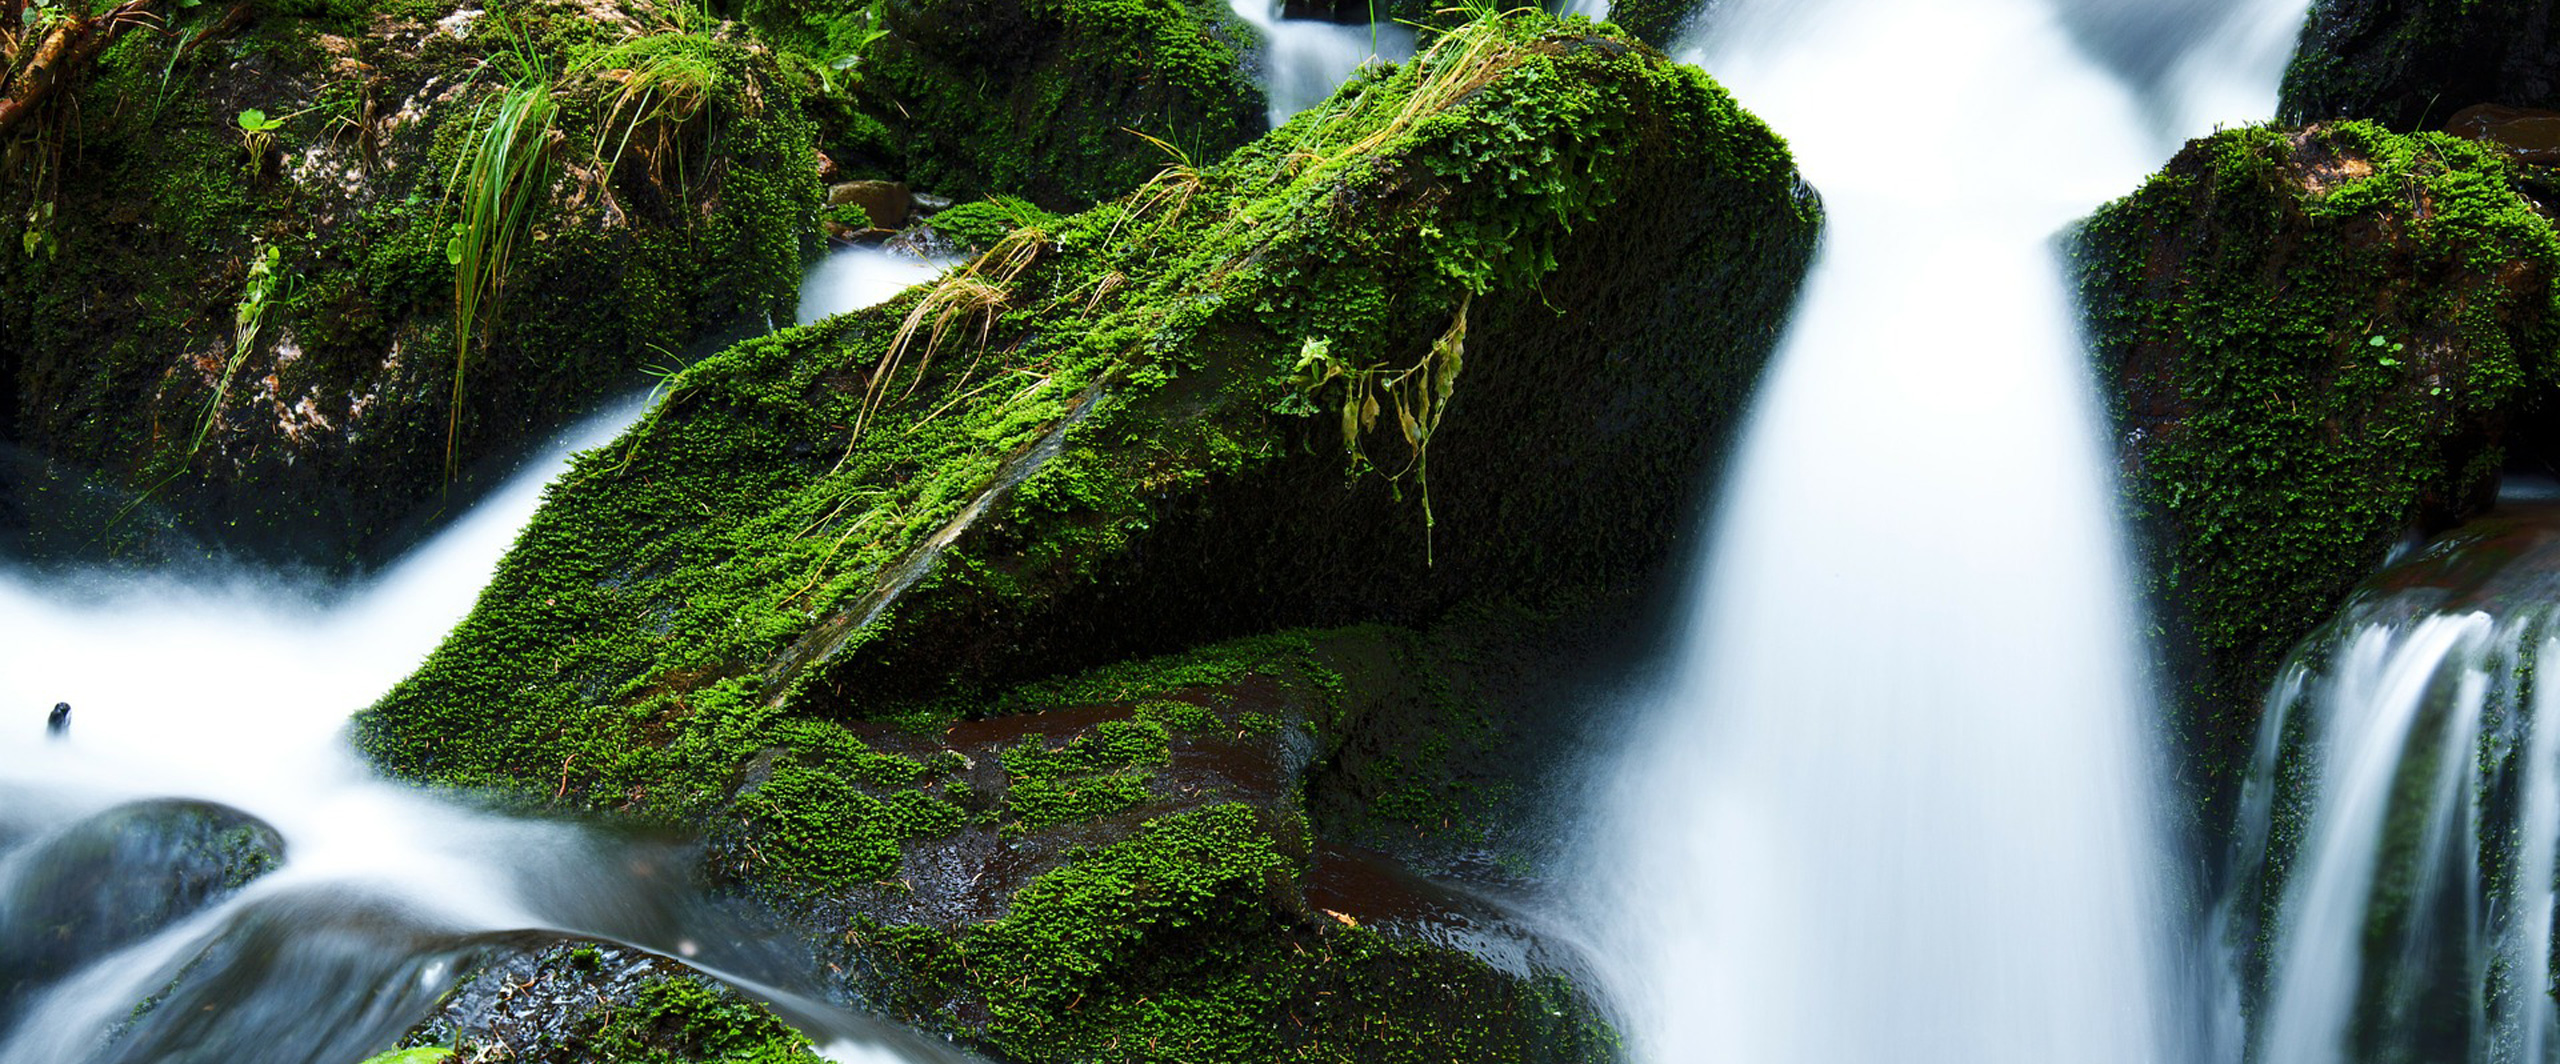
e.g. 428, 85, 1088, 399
1226, 0, 1415, 126
1574, 0, 2301, 1061
0, 247, 952, 1064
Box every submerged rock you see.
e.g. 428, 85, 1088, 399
2073, 120, 2560, 810
360, 10, 1813, 1060
0, 0, 819, 572
0, 799, 285, 1014
2280, 0, 2560, 130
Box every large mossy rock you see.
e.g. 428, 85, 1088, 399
0, 0, 818, 572
2280, 0, 2560, 130
834, 0, 1269, 210
358, 10, 1811, 1059
2074, 121, 2560, 811
356, 10, 1817, 806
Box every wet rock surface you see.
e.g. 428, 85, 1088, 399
0, 799, 284, 1015
393, 938, 848, 1064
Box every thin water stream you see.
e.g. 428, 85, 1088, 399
1573, 0, 2302, 1061
0, 247, 952, 1064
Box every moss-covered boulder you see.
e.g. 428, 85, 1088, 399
2074, 121, 2560, 810
1598, 0, 1703, 50
0, 0, 818, 571
355, 9, 1810, 1059
357, 10, 1816, 805
825, 0, 1269, 210
2280, 0, 2560, 130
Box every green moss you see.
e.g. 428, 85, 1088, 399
2279, 0, 2560, 130
2074, 120, 2560, 810
853, 803, 1616, 1063
588, 976, 828, 1062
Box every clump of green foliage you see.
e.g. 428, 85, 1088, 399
2074, 120, 2560, 813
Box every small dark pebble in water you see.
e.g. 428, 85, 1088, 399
46, 701, 67, 738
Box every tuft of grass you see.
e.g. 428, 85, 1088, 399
850, 226, 1046, 442
580, 34, 721, 189
441, 57, 559, 478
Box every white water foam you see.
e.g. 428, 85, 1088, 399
1226, 0, 1415, 126
0, 245, 952, 1063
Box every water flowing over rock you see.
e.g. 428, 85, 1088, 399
0, 799, 283, 1018
2219, 504, 2560, 1063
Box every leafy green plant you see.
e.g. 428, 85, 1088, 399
196, 244, 287, 455
1291, 295, 1469, 561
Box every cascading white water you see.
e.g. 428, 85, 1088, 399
0, 246, 951, 1064
1225, 0, 1415, 126
2214, 509, 2560, 1064
1575, 0, 2303, 1061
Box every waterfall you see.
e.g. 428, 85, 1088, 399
0, 247, 954, 1064
1573, 0, 2303, 1061
1224, 0, 1415, 126
2216, 508, 2560, 1064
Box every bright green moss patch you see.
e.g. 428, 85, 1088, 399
2074, 120, 2560, 812
849, 803, 1616, 1063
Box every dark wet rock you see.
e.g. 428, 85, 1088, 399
0, 0, 819, 574
2280, 0, 2560, 130
2073, 120, 2560, 814
830, 0, 1268, 211
388, 937, 948, 1064
0, 799, 284, 1014
2448, 102, 2560, 165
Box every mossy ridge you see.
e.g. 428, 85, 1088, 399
0, 0, 816, 572
2074, 120, 2560, 819
830, 0, 1268, 210
357, 10, 1816, 819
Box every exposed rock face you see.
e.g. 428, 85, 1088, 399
0, 799, 284, 1015
0, 0, 819, 572
2280, 0, 2560, 130
2448, 103, 2560, 165
2073, 121, 2560, 812
358, 11, 1815, 1060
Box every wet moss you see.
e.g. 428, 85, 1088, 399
2073, 121, 2560, 815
